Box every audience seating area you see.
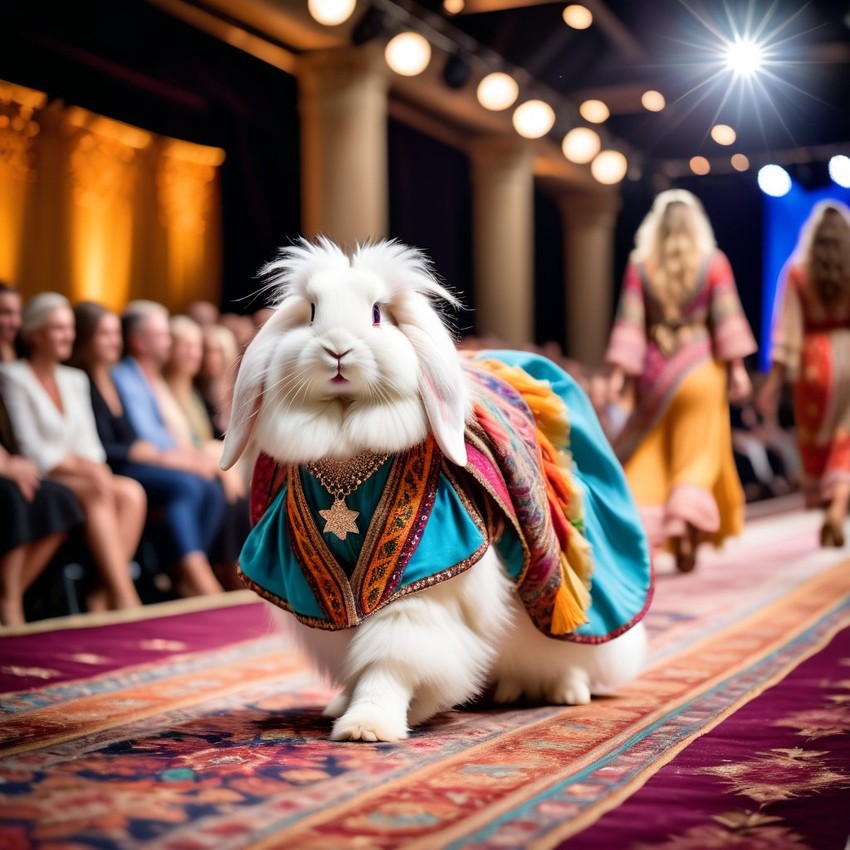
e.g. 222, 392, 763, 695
4, 319, 800, 626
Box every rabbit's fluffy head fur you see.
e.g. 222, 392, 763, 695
221, 238, 470, 469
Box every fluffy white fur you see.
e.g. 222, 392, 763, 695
223, 238, 648, 741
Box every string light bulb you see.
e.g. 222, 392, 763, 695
641, 90, 665, 112
562, 4, 592, 29
590, 150, 628, 184
579, 99, 609, 124
384, 32, 432, 77
690, 156, 710, 175
562, 127, 601, 164
307, 0, 357, 26
476, 72, 519, 111
731, 153, 750, 171
710, 124, 736, 145
512, 100, 555, 139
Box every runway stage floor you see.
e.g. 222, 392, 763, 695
1, 498, 848, 849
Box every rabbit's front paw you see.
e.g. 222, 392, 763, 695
322, 691, 350, 719
548, 671, 591, 706
331, 707, 408, 742
492, 676, 524, 704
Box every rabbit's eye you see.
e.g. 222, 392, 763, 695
310, 303, 316, 324
372, 304, 382, 325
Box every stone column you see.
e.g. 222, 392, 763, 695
559, 190, 621, 366
297, 45, 389, 247
469, 137, 535, 347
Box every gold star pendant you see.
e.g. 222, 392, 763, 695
319, 498, 360, 540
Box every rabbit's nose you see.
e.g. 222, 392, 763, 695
322, 346, 352, 361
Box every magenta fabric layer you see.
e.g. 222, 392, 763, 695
0, 600, 270, 693
563, 623, 850, 850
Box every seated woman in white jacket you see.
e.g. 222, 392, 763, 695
0, 293, 145, 613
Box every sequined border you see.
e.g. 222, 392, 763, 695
352, 440, 442, 615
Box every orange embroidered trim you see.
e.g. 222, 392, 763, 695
354, 439, 441, 616
287, 470, 354, 627
285, 440, 441, 627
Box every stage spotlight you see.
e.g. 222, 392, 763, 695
758, 164, 791, 197
308, 0, 356, 26
829, 154, 850, 188
351, 6, 386, 45
443, 53, 471, 89
724, 37, 764, 77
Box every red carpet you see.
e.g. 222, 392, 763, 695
1, 504, 848, 849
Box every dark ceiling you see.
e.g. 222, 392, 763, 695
416, 0, 850, 172
2, 0, 846, 342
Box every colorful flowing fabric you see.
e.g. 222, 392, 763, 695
607, 251, 757, 463
241, 350, 651, 643
769, 264, 850, 506
606, 251, 756, 548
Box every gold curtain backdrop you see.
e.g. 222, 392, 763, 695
0, 79, 224, 314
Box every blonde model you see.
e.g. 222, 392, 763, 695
606, 190, 756, 571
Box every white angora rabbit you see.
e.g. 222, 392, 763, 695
222, 238, 653, 742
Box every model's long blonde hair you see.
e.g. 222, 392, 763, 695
631, 189, 716, 322
796, 201, 850, 307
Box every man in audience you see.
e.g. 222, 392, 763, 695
112, 300, 226, 594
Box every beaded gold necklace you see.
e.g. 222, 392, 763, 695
304, 451, 390, 540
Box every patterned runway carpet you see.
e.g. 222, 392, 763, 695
1, 503, 848, 849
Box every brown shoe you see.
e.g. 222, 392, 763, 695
674, 522, 701, 572
820, 519, 845, 548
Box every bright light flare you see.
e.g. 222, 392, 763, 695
724, 37, 764, 77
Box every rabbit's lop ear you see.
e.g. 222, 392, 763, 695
355, 241, 469, 467
220, 298, 303, 470
402, 304, 468, 467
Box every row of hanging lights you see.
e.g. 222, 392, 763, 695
307, 0, 640, 185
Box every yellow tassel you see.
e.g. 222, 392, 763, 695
566, 514, 594, 588
551, 553, 591, 635
477, 357, 594, 636
479, 359, 569, 447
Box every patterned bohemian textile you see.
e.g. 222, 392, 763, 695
1, 508, 848, 848
241, 351, 652, 643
